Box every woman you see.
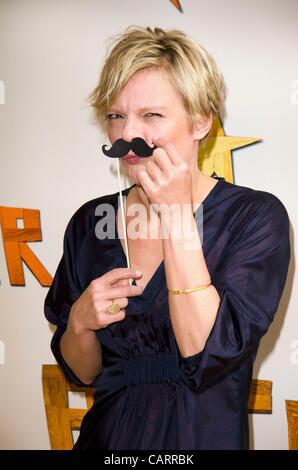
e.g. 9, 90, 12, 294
44, 26, 290, 450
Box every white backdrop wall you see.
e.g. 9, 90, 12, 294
0, 0, 297, 450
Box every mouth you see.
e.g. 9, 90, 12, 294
123, 151, 143, 164
123, 151, 138, 159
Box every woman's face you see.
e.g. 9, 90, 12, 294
106, 67, 204, 184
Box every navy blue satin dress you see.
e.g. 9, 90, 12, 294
44, 176, 290, 450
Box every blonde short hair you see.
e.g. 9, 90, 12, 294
89, 26, 226, 141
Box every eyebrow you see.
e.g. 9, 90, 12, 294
138, 106, 169, 112
107, 106, 169, 113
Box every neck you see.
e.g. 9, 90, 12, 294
191, 168, 211, 212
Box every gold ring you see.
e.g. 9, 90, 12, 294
107, 302, 121, 315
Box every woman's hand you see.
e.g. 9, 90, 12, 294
137, 138, 193, 210
68, 268, 143, 336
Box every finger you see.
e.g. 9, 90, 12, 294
104, 297, 128, 310
133, 163, 147, 186
103, 297, 128, 315
112, 277, 130, 287
152, 137, 182, 165
106, 283, 144, 299
112, 272, 143, 288
93, 268, 142, 288
146, 160, 164, 183
102, 299, 127, 324
152, 147, 173, 176
138, 169, 156, 193
103, 309, 126, 326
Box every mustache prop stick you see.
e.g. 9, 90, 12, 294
102, 138, 157, 285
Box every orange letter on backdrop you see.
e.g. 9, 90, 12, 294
0, 206, 52, 286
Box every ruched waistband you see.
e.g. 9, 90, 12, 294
122, 353, 180, 386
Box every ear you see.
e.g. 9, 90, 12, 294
192, 113, 213, 140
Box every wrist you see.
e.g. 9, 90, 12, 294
68, 304, 91, 337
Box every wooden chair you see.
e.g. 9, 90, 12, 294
285, 400, 298, 450
248, 379, 272, 413
42, 364, 272, 450
42, 364, 96, 450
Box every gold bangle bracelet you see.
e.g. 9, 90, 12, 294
168, 281, 212, 295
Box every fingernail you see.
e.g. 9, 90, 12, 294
135, 270, 142, 276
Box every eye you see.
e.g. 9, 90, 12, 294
105, 113, 123, 120
145, 112, 162, 118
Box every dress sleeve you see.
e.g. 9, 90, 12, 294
44, 214, 95, 387
171, 193, 291, 392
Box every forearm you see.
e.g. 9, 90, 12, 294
162, 206, 220, 358
60, 312, 102, 385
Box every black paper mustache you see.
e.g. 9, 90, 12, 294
102, 137, 157, 158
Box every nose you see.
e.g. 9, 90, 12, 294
122, 116, 143, 143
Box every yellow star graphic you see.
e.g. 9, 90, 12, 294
170, 0, 183, 12
198, 116, 261, 183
